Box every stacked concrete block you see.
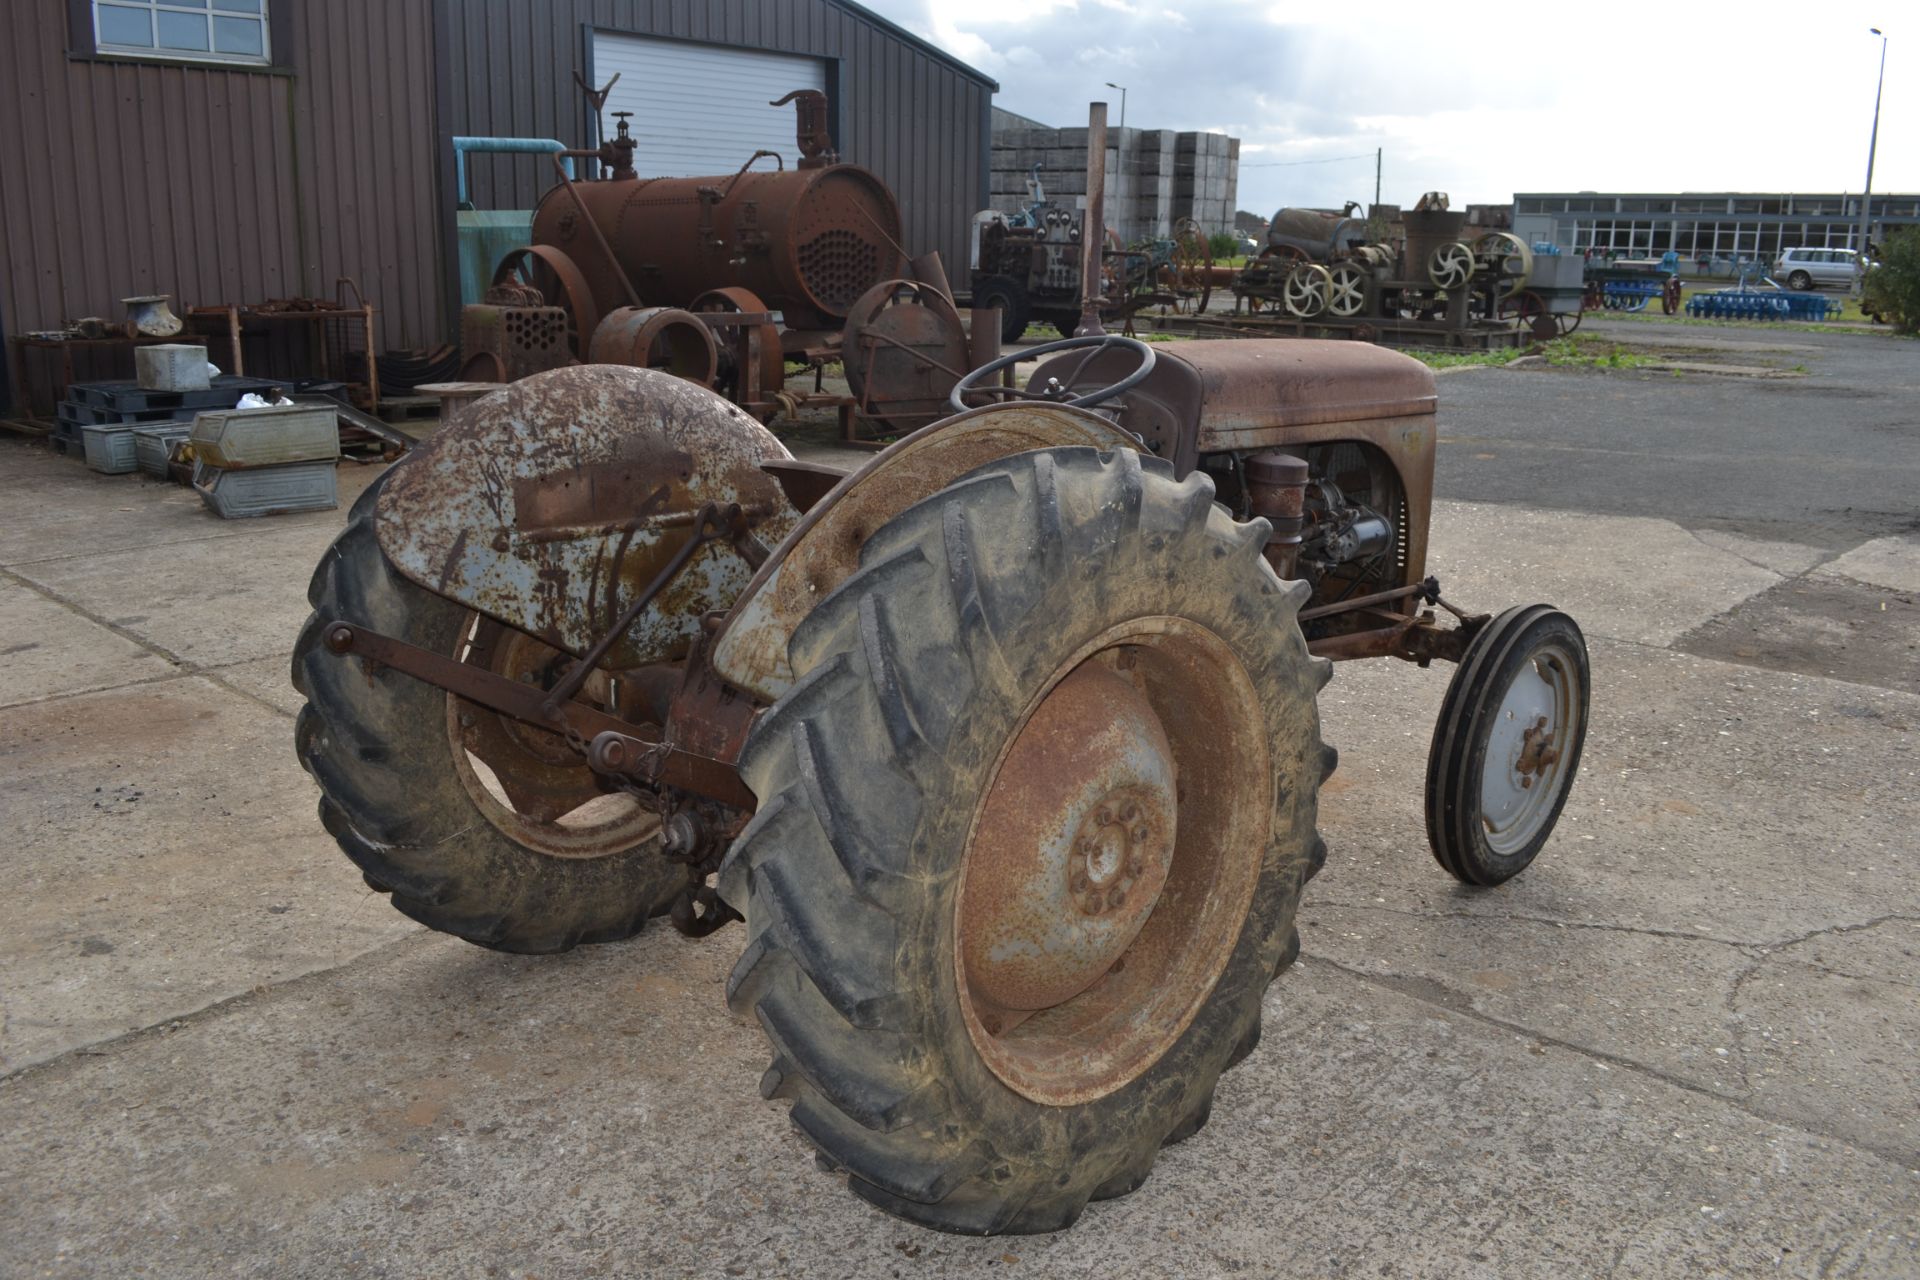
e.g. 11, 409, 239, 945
990, 120, 1236, 243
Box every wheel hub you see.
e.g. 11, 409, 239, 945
959, 662, 1177, 1013
953, 619, 1272, 1106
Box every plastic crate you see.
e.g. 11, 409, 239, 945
190, 405, 340, 468
81, 424, 139, 475
192, 460, 338, 519
133, 424, 194, 478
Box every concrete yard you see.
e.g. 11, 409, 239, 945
3, 326, 1918, 1278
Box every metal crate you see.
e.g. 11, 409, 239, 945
190, 405, 340, 468
133, 424, 195, 478
81, 424, 140, 475
192, 460, 339, 519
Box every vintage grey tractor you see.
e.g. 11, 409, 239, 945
292, 335, 1589, 1233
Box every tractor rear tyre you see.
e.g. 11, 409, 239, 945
973, 274, 1031, 345
291, 477, 684, 953
1426, 605, 1590, 887
719, 447, 1333, 1233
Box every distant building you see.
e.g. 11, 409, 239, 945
990, 115, 1240, 243
1512, 192, 1920, 261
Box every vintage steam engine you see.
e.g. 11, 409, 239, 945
463, 90, 972, 436
1230, 193, 1537, 347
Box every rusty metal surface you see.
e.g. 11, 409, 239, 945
587, 307, 719, 387
375, 365, 799, 671
320, 621, 754, 811
530, 163, 905, 332
954, 620, 1271, 1106
708, 403, 1144, 701
1166, 340, 1438, 437
842, 279, 970, 433
691, 288, 786, 419
958, 662, 1177, 1013
490, 245, 601, 359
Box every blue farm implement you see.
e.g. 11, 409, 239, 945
1686, 291, 1840, 322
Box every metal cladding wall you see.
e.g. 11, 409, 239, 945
439, 0, 994, 317
0, 1, 442, 406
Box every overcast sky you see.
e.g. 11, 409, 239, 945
882, 0, 1911, 217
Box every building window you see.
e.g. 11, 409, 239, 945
94, 0, 269, 63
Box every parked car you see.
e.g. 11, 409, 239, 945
1773, 247, 1866, 291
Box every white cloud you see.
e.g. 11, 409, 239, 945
881, 0, 1913, 217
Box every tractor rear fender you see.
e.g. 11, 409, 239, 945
373, 365, 802, 671
709, 402, 1143, 702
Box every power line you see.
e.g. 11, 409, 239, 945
1239, 152, 1377, 169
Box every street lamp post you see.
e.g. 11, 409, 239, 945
1104, 82, 1127, 132
1856, 27, 1888, 295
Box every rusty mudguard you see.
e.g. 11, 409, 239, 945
374, 365, 801, 670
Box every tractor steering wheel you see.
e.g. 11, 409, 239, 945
949, 333, 1157, 415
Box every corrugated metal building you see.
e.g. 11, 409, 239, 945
2, 0, 994, 413
0, 1, 443, 413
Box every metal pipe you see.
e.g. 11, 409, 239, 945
453, 137, 574, 206
1855, 27, 1888, 295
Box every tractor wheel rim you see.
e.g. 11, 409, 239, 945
1478, 639, 1581, 855
446, 614, 661, 859
955, 619, 1270, 1105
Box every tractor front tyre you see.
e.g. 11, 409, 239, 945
291, 479, 685, 954
719, 447, 1334, 1233
1425, 605, 1590, 886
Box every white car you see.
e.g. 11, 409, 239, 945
1774, 247, 1865, 290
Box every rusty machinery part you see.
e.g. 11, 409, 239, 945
971, 273, 1031, 345
717, 446, 1334, 1233
841, 279, 970, 434
587, 306, 721, 387
459, 350, 509, 383
1349, 244, 1394, 271
1500, 290, 1555, 342
691, 286, 787, 413
1426, 241, 1476, 293
1327, 262, 1370, 318
291, 474, 687, 955
1263, 205, 1370, 262
1472, 232, 1535, 300
1282, 263, 1333, 319
374, 365, 801, 671
1426, 605, 1589, 886
710, 402, 1143, 702
1166, 217, 1214, 315
530, 160, 906, 333
770, 89, 837, 168
122, 293, 184, 338
1662, 276, 1683, 316
950, 333, 1157, 415
489, 245, 602, 360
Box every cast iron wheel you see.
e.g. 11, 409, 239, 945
291, 475, 684, 953
972, 274, 1031, 345
1426, 605, 1590, 887
718, 446, 1334, 1233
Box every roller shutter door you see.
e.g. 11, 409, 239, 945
590, 32, 828, 177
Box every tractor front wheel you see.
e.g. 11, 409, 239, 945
719, 447, 1333, 1233
1425, 606, 1590, 886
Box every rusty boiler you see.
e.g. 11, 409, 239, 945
529, 95, 906, 338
